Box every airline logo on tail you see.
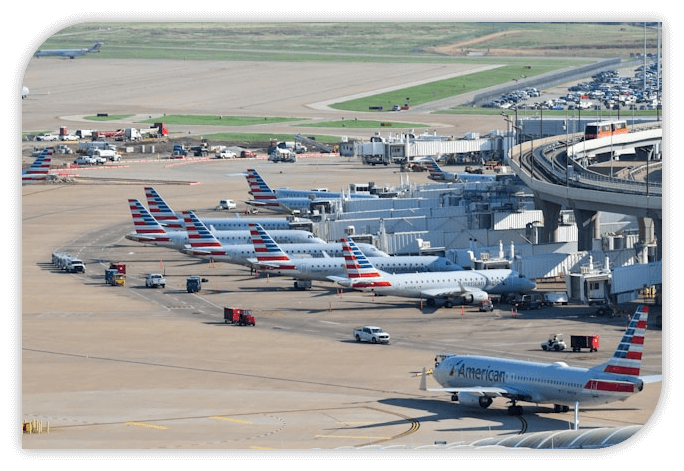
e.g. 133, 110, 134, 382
583, 305, 649, 394
604, 305, 647, 375
424, 158, 446, 181
181, 211, 228, 258
341, 238, 391, 288
248, 223, 297, 270
245, 169, 280, 207
144, 187, 184, 228
127, 199, 171, 242
22, 148, 54, 181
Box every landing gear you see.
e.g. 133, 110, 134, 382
444, 300, 454, 308
507, 401, 523, 416
554, 404, 570, 413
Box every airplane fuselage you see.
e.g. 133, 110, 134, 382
433, 355, 643, 407
257, 255, 462, 280
184, 242, 389, 267
349, 269, 534, 300
128, 229, 324, 250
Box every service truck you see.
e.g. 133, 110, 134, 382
145, 273, 166, 288
224, 307, 256, 326
353, 326, 390, 344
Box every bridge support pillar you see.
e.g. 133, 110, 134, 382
535, 198, 561, 243
637, 217, 662, 261
574, 209, 601, 252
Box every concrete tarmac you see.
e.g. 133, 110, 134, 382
19, 58, 664, 452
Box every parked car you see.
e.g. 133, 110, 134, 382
73, 156, 95, 165
37, 133, 58, 141
219, 199, 236, 210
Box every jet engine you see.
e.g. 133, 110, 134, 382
457, 392, 493, 409
461, 291, 489, 304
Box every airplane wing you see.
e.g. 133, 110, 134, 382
423, 386, 509, 397
327, 275, 352, 287
419, 285, 487, 299
419, 368, 527, 400
640, 375, 663, 384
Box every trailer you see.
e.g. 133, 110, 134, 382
570, 335, 599, 352
223, 307, 256, 326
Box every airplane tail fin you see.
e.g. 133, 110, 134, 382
424, 157, 445, 181
22, 147, 53, 179
127, 199, 171, 243
144, 187, 183, 229
90, 42, 103, 52
340, 238, 390, 288
602, 305, 648, 377
182, 211, 223, 249
246, 169, 278, 203
249, 223, 292, 263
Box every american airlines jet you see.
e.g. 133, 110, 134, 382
34, 41, 103, 59
179, 211, 388, 269
143, 187, 299, 231
245, 168, 377, 213
22, 147, 54, 182
332, 238, 535, 307
125, 199, 324, 249
420, 305, 661, 424
422, 157, 497, 183
247, 223, 462, 289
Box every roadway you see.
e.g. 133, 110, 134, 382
506, 124, 663, 253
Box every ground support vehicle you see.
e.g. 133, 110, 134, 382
224, 307, 256, 326
570, 335, 599, 352
268, 147, 296, 163
215, 149, 237, 159
353, 326, 390, 344
541, 333, 566, 351
145, 274, 166, 288
479, 299, 494, 311
186, 276, 201, 293
105, 262, 126, 286
219, 199, 236, 210
515, 294, 542, 310
241, 150, 256, 158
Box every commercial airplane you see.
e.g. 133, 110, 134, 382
125, 199, 324, 249
420, 305, 661, 425
331, 238, 535, 307
143, 187, 299, 231
179, 211, 389, 269
245, 168, 377, 213
22, 147, 54, 182
34, 41, 103, 59
247, 223, 462, 289
422, 157, 497, 183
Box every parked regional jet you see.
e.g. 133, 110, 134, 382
331, 238, 535, 307
422, 157, 498, 183
246, 223, 462, 289
180, 211, 388, 269
245, 168, 377, 213
125, 199, 323, 249
34, 41, 103, 59
420, 305, 661, 425
22, 147, 54, 182
143, 187, 300, 231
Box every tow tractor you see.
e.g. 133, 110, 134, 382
541, 333, 566, 351
223, 307, 256, 326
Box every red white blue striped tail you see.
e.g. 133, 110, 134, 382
144, 187, 183, 229
249, 223, 291, 263
603, 305, 648, 376
181, 211, 223, 249
340, 238, 391, 288
22, 147, 54, 180
424, 157, 445, 181
128, 199, 167, 235
246, 169, 279, 206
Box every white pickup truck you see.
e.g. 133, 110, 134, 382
145, 273, 166, 288
353, 326, 390, 344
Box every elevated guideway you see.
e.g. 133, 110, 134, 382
507, 123, 662, 258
